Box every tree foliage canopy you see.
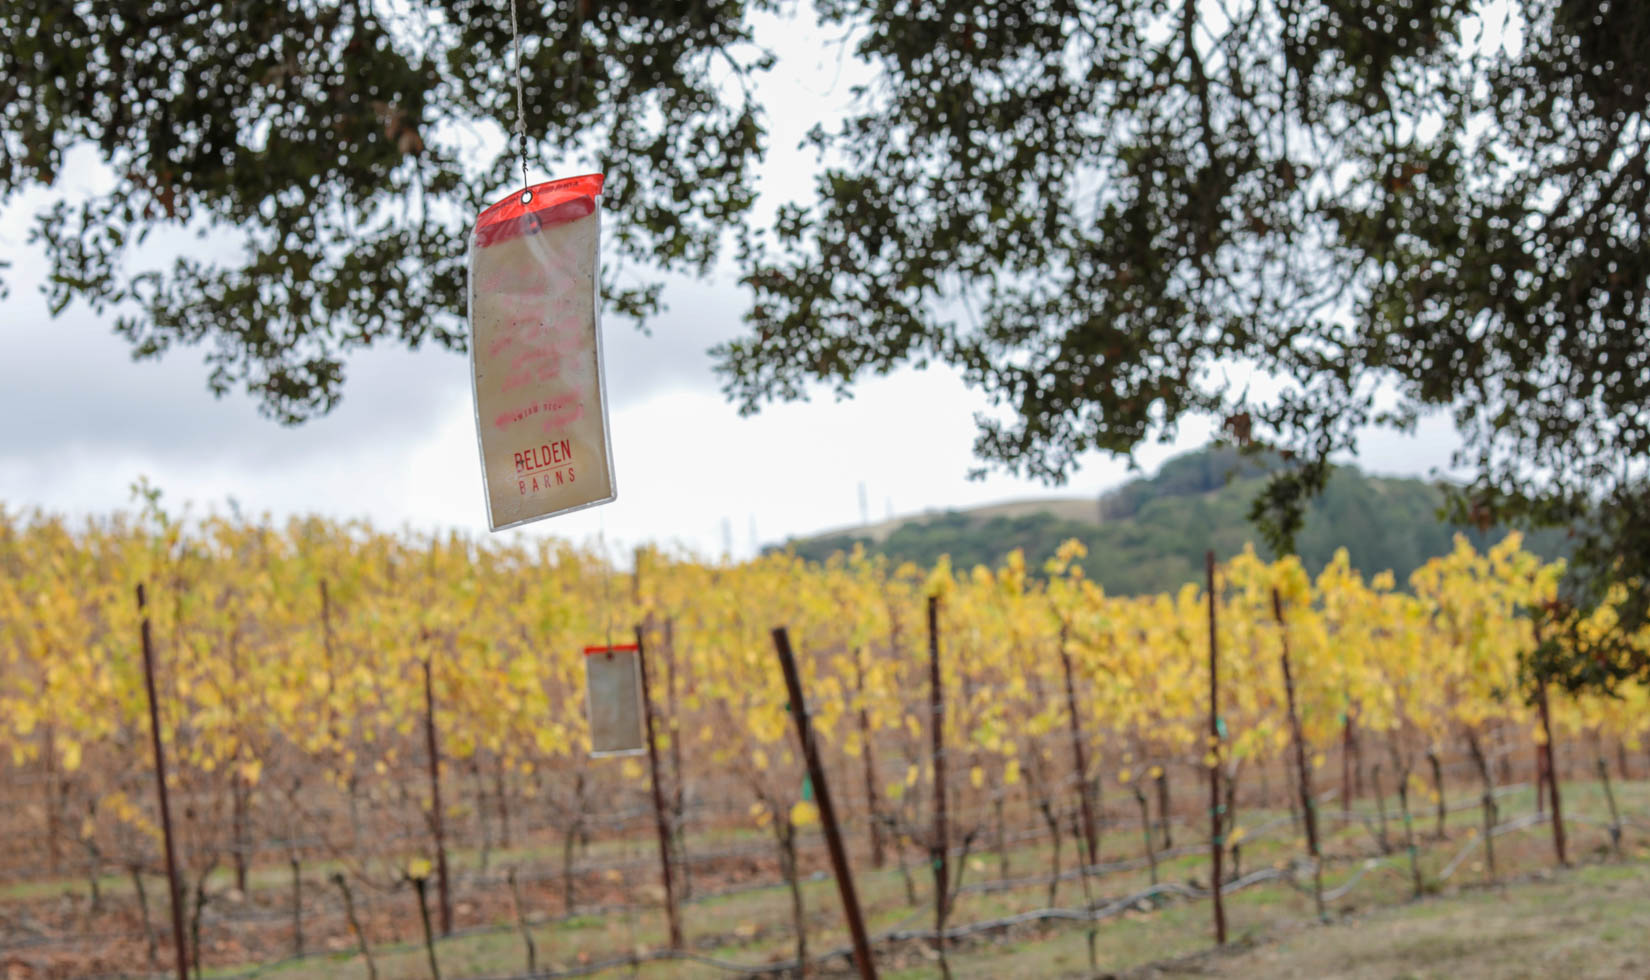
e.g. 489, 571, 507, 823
4, 0, 1647, 686
2, 0, 769, 421
718, 0, 1650, 689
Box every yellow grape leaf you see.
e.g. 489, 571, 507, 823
407, 857, 433, 880
60, 738, 82, 773
621, 759, 645, 780
970, 766, 984, 789
1117, 767, 1132, 784
790, 801, 819, 827
1004, 759, 1021, 786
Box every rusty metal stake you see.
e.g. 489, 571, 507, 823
926, 595, 954, 979
1273, 588, 1325, 921
636, 625, 684, 949
1205, 552, 1227, 946
423, 656, 453, 935
1534, 679, 1568, 866
1057, 623, 1100, 868
137, 583, 189, 980
772, 626, 878, 980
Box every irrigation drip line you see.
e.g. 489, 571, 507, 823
960, 840, 1207, 896
1, 737, 1174, 880
462, 868, 1300, 980
20, 805, 1641, 980
0, 810, 1319, 979
1434, 833, 1482, 884
6, 788, 1594, 937
8, 801, 1206, 917
1316, 781, 1533, 824
8, 763, 1638, 977
168, 859, 828, 932
1318, 859, 1386, 902
1320, 810, 1552, 895
0, 787, 1377, 946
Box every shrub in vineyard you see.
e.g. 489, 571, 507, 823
1, 506, 1647, 972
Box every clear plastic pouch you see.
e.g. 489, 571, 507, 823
468, 174, 616, 530
583, 644, 646, 756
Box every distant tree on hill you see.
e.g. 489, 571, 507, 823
1098, 447, 1278, 521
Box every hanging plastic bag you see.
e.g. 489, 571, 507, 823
468, 174, 616, 531
584, 643, 646, 756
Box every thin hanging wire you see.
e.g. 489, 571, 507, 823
508, 0, 530, 198
599, 515, 614, 653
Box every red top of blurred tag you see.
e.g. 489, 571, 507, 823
474, 173, 604, 248
583, 644, 640, 656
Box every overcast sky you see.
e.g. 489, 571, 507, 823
0, 7, 1465, 562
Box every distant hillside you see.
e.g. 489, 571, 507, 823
815, 496, 1103, 544
778, 447, 1567, 595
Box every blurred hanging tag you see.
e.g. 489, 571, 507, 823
584, 643, 645, 756
468, 174, 617, 531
